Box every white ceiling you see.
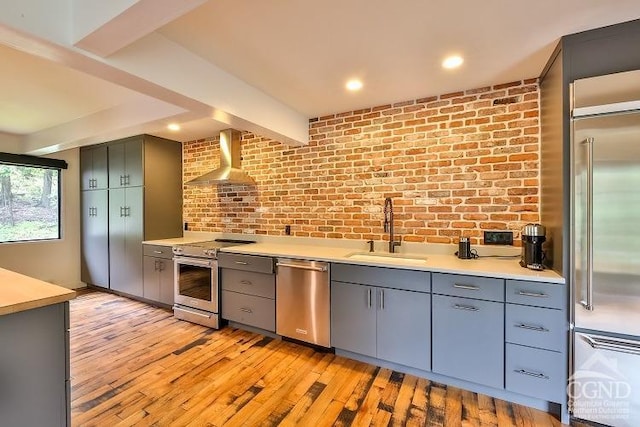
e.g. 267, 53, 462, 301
1, 0, 640, 154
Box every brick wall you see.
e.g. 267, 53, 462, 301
183, 79, 540, 245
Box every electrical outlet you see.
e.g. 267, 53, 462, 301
484, 230, 513, 245
184, 222, 189, 231
285, 225, 291, 236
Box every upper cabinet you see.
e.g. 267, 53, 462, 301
80, 145, 108, 190
108, 137, 144, 188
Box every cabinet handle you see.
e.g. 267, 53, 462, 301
453, 284, 480, 291
367, 288, 372, 308
125, 174, 130, 186
514, 369, 548, 380
158, 260, 164, 271
240, 307, 253, 313
154, 260, 160, 271
240, 280, 253, 285
380, 289, 385, 310
517, 291, 548, 298
235, 261, 249, 265
453, 304, 479, 312
119, 175, 124, 186
515, 323, 548, 332
153, 251, 163, 254
119, 207, 124, 217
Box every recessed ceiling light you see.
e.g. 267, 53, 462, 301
442, 55, 464, 69
345, 79, 363, 92
167, 123, 181, 131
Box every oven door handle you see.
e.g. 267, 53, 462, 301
173, 256, 214, 268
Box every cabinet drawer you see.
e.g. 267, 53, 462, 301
331, 263, 430, 293
506, 280, 565, 309
505, 344, 565, 402
143, 244, 173, 259
505, 305, 566, 352
218, 253, 274, 274
221, 269, 275, 299
432, 295, 504, 389
432, 273, 504, 302
221, 291, 275, 331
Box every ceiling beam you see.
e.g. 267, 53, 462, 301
73, 0, 207, 57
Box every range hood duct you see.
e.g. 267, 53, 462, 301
186, 129, 255, 185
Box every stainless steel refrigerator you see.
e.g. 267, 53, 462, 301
571, 70, 640, 427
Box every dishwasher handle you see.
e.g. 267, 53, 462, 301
276, 262, 328, 272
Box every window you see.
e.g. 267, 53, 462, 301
0, 153, 67, 243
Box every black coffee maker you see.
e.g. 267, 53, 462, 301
520, 223, 546, 270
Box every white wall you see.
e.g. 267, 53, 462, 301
0, 148, 82, 289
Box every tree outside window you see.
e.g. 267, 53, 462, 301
0, 164, 60, 242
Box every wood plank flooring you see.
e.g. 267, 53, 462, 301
69, 290, 586, 426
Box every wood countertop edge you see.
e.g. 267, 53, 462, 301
0, 291, 76, 316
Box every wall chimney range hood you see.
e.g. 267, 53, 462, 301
186, 129, 255, 185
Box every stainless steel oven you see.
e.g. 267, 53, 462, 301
174, 256, 218, 313
172, 239, 255, 329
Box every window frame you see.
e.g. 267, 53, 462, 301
0, 153, 67, 244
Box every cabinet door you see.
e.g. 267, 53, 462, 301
143, 256, 160, 301
81, 189, 109, 288
80, 146, 107, 190
330, 282, 376, 357
432, 294, 504, 389
377, 289, 431, 371
125, 138, 143, 186
109, 140, 143, 188
158, 258, 174, 305
109, 187, 144, 296
108, 143, 125, 188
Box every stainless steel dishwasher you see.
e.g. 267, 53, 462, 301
276, 258, 330, 347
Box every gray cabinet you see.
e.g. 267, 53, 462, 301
109, 187, 144, 296
80, 145, 108, 190
431, 273, 505, 389
331, 281, 376, 357
80, 134, 183, 296
80, 189, 109, 288
0, 303, 70, 426
330, 264, 431, 371
219, 253, 275, 331
143, 244, 174, 305
108, 137, 143, 188
432, 294, 504, 389
504, 279, 567, 403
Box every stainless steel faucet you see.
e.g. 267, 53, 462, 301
383, 197, 401, 253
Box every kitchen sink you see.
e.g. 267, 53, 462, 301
345, 252, 428, 264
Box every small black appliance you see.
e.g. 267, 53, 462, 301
520, 223, 546, 270
457, 237, 472, 259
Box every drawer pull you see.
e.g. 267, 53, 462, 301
514, 369, 548, 380
453, 284, 480, 291
235, 261, 249, 265
515, 323, 549, 332
240, 280, 253, 285
239, 307, 253, 313
153, 250, 163, 254
453, 304, 479, 312
517, 291, 548, 298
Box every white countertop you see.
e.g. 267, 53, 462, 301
219, 242, 564, 284
146, 233, 564, 284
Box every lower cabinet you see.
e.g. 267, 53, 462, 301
219, 253, 276, 332
432, 294, 504, 389
142, 244, 174, 305
331, 281, 431, 371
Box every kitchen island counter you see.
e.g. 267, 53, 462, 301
0, 267, 76, 316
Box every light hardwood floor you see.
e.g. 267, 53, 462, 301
70, 290, 587, 426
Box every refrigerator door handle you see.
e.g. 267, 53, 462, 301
581, 137, 595, 311
582, 334, 640, 356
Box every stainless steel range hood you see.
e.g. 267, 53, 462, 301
186, 129, 255, 185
